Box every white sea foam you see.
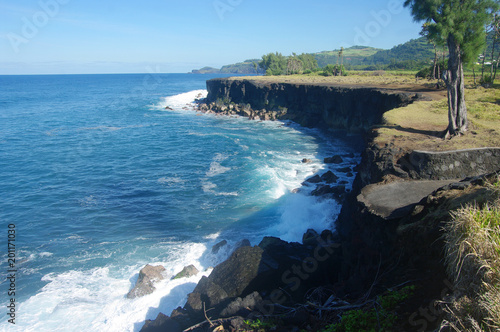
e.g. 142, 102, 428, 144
155, 89, 207, 111
157, 177, 185, 186
201, 181, 238, 197
206, 153, 232, 177
10, 242, 211, 332
266, 194, 340, 243
206, 162, 231, 177
204, 232, 221, 240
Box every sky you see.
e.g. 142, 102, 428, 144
0, 0, 423, 75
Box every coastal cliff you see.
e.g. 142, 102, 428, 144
143, 77, 500, 331
203, 78, 422, 131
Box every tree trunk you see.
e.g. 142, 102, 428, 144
494, 52, 500, 83
490, 37, 497, 80
481, 48, 486, 81
432, 44, 438, 79
444, 35, 468, 137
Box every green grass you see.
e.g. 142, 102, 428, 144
315, 47, 383, 58
444, 182, 500, 331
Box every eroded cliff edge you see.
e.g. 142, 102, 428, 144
142, 78, 500, 331
204, 77, 423, 131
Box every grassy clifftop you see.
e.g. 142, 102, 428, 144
228, 72, 500, 152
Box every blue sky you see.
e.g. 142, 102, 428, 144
0, 0, 423, 74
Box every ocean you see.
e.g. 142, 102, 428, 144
0, 73, 361, 331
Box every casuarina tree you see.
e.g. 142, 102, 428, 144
404, 0, 499, 138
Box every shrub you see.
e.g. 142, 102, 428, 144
322, 64, 346, 77
323, 286, 414, 332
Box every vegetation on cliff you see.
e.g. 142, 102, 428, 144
258, 52, 318, 76
443, 179, 500, 331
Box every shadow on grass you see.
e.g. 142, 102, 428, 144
376, 124, 445, 138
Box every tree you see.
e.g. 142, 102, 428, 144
259, 52, 287, 75
287, 53, 303, 74
297, 53, 318, 71
489, 13, 500, 83
404, 0, 499, 137
259, 52, 318, 76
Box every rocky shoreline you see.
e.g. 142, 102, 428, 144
140, 78, 500, 331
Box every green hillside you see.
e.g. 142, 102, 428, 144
220, 59, 263, 74
313, 37, 436, 70
314, 46, 382, 67
365, 37, 435, 65
191, 66, 220, 74
193, 34, 498, 74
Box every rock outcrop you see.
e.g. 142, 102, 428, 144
172, 265, 199, 280
141, 235, 341, 331
127, 264, 166, 299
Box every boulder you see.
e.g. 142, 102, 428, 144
311, 185, 346, 202
320, 229, 335, 242
324, 155, 343, 164
184, 238, 319, 318
172, 265, 199, 280
140, 312, 181, 332
127, 264, 166, 299
302, 229, 319, 246
311, 185, 333, 196
143, 236, 343, 331
185, 246, 270, 314
212, 240, 228, 254
321, 171, 339, 183
305, 175, 322, 184
337, 166, 352, 173
219, 291, 263, 317
233, 239, 251, 252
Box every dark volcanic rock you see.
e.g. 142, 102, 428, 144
205, 78, 420, 131
140, 312, 181, 332
219, 291, 263, 317
233, 239, 251, 251
127, 264, 166, 299
305, 175, 322, 184
185, 246, 271, 315
337, 166, 352, 173
143, 234, 343, 330
140, 313, 179, 332
183, 236, 341, 320
324, 155, 343, 164
212, 240, 228, 254
321, 171, 339, 183
302, 229, 319, 246
311, 184, 346, 198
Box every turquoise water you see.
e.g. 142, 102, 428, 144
0, 74, 361, 331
